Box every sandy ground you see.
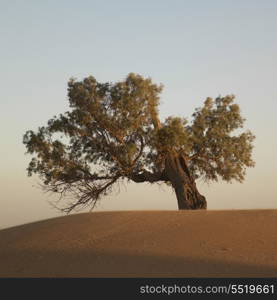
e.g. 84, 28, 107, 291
0, 210, 277, 277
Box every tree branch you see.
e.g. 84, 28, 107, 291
59, 175, 120, 213
130, 169, 168, 183
131, 134, 145, 167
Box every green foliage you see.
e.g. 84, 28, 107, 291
187, 96, 255, 182
156, 117, 190, 152
23, 74, 255, 212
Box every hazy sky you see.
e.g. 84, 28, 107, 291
1, 0, 277, 229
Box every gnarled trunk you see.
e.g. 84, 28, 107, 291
165, 153, 207, 210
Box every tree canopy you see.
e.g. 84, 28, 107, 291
23, 73, 255, 212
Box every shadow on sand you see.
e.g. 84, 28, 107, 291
1, 248, 277, 277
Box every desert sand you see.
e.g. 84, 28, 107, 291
0, 210, 277, 277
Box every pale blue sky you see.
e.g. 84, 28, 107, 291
0, 0, 277, 228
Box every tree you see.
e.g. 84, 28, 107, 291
23, 73, 255, 212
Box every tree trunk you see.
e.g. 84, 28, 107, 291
165, 153, 207, 210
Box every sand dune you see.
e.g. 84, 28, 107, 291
0, 210, 277, 277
